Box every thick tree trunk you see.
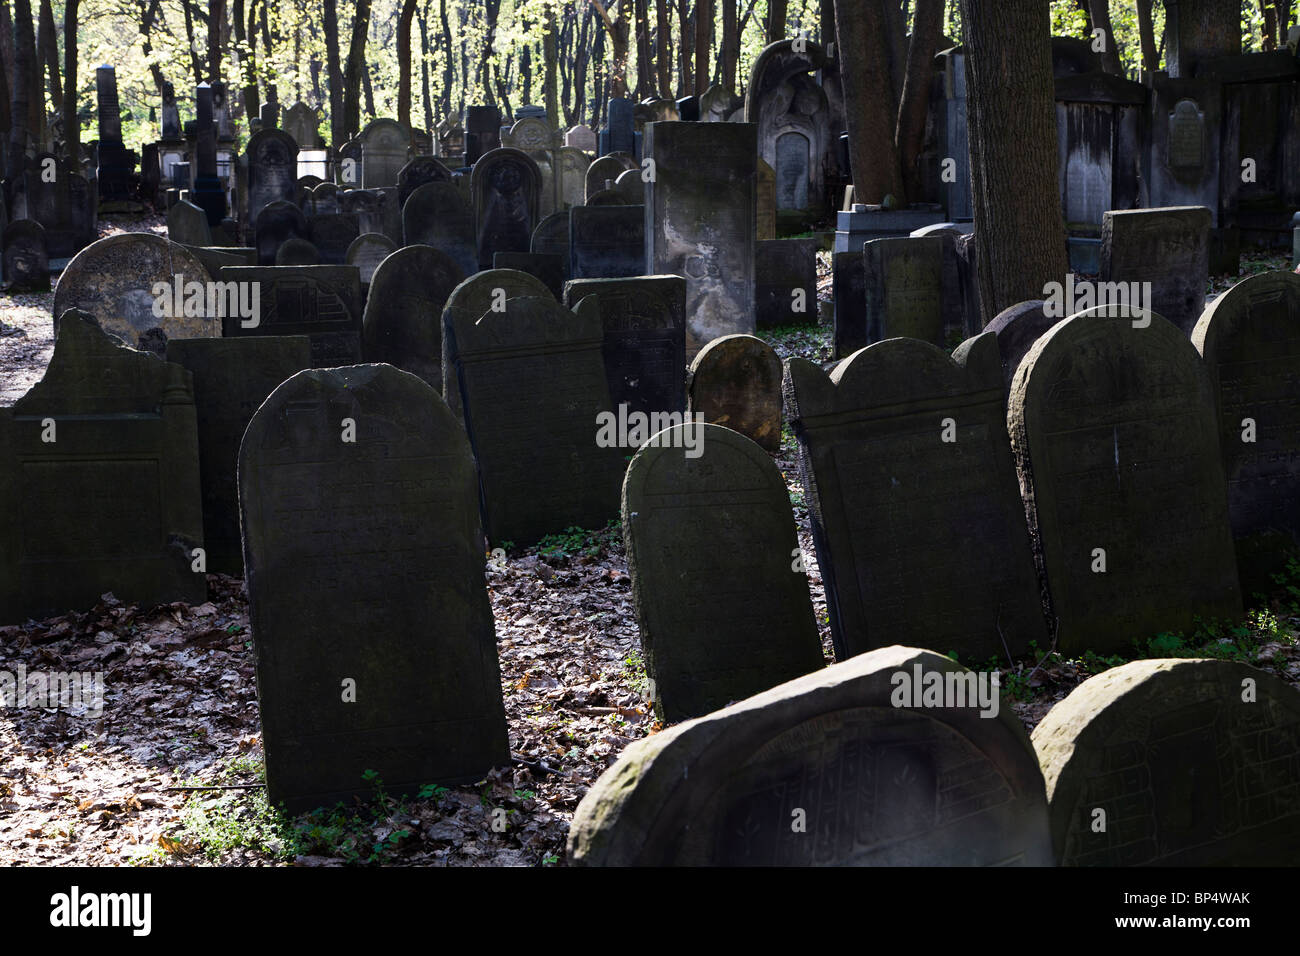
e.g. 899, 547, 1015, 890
397, 0, 418, 127
634, 0, 653, 98
959, 0, 1068, 326
62, 0, 77, 162
1166, 0, 1241, 78
677, 0, 691, 97
833, 0, 903, 202
209, 0, 225, 81
1088, 0, 1124, 75
9, 0, 33, 182
37, 0, 59, 107
0, 1, 14, 98
655, 0, 673, 96
544, 5, 560, 128
1135, 0, 1159, 72
767, 0, 788, 43
418, 3, 433, 135
323, 0, 344, 145
720, 0, 738, 90
342, 0, 373, 138
895, 0, 943, 203
693, 0, 712, 94
182, 0, 203, 84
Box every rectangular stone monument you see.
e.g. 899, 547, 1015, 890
219, 265, 363, 367
95, 66, 135, 203
645, 122, 757, 358
1100, 205, 1211, 336
864, 236, 945, 346
832, 251, 868, 359
756, 238, 817, 329
570, 205, 645, 279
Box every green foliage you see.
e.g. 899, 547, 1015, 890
536, 520, 619, 559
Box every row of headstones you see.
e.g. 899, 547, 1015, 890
567, 646, 1300, 866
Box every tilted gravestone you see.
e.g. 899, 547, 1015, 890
240, 364, 510, 812
687, 334, 782, 453
254, 200, 310, 265
345, 232, 397, 286
245, 129, 300, 231
1100, 206, 1211, 336
982, 300, 1057, 396
785, 334, 1048, 662
569, 205, 645, 279
623, 422, 825, 722
218, 265, 363, 367
3, 219, 50, 291
403, 181, 478, 277
1033, 658, 1300, 866
362, 244, 465, 391
492, 251, 564, 300
1192, 270, 1300, 595
564, 275, 687, 417
1008, 307, 1242, 654
863, 236, 944, 346
274, 237, 321, 265
471, 147, 542, 270
448, 296, 626, 545
756, 238, 817, 329
53, 234, 214, 351
646, 122, 758, 357
165, 336, 312, 576
831, 250, 867, 360
166, 198, 213, 246
440, 268, 554, 422
0, 312, 206, 623
568, 645, 1054, 866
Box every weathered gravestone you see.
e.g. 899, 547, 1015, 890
239, 364, 510, 812
568, 645, 1054, 865
530, 210, 572, 278
564, 276, 687, 417
601, 98, 636, 156
403, 181, 478, 276
1032, 658, 1300, 866
982, 300, 1056, 396
362, 244, 465, 390
282, 102, 322, 149
463, 105, 503, 166
274, 237, 321, 265
245, 129, 300, 230
832, 251, 867, 359
165, 336, 312, 575
570, 205, 645, 279
756, 238, 817, 329
585, 155, 635, 202
396, 155, 453, 208
359, 118, 413, 188
346, 232, 397, 286
646, 122, 758, 357
254, 200, 309, 265
1008, 307, 1242, 654
307, 212, 362, 266
184, 245, 258, 276
565, 124, 598, 152
53, 234, 215, 351
911, 222, 971, 340
1100, 206, 1211, 336
492, 251, 564, 300
756, 158, 776, 240
219, 265, 363, 367
612, 168, 645, 205
0, 312, 205, 624
624, 422, 825, 722
556, 147, 590, 209
3, 219, 49, 291
167, 199, 213, 247
306, 181, 340, 216
785, 334, 1048, 662
1192, 270, 1300, 594
440, 269, 554, 422
687, 334, 782, 453
448, 296, 627, 544
863, 236, 944, 346
471, 148, 542, 269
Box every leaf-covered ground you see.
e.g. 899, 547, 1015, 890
1, 220, 1297, 866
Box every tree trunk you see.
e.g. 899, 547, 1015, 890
1135, 0, 1159, 72
720, 0, 738, 90
655, 0, 673, 96
1166, 0, 1241, 78
1276, 1, 1294, 48
544, 4, 560, 128
439, 0, 453, 117
959, 0, 1068, 326
677, 0, 691, 97
62, 0, 77, 163
342, 0, 373, 139
634, 0, 653, 98
0, 1, 14, 99
209, 0, 225, 81
37, 0, 59, 107
693, 0, 712, 94
182, 0, 204, 84
882, 0, 906, 116
767, 0, 788, 44
895, 0, 943, 203
834, 0, 903, 203
8, 0, 33, 183
1088, 0, 1124, 75
418, 2, 433, 136
0, 17, 11, 140
397, 0, 418, 127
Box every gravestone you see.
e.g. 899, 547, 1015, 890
1008, 307, 1242, 654
448, 296, 626, 544
254, 200, 310, 265
464, 105, 503, 165
557, 146, 590, 209
184, 245, 258, 276
2, 219, 50, 291
282, 103, 323, 149
863, 237, 944, 346
1192, 270, 1300, 594
502, 115, 554, 152
570, 205, 645, 279
687, 334, 782, 453
306, 212, 361, 265
219, 265, 363, 367
306, 181, 340, 216
338, 189, 388, 238
646, 123, 757, 357
336, 139, 364, 186
983, 300, 1057, 395
362, 245, 465, 390
440, 269, 555, 421
191, 82, 228, 224
756, 238, 817, 329
675, 96, 700, 121
240, 364, 510, 813
492, 251, 564, 300
471, 148, 542, 269
585, 154, 635, 201
564, 275, 687, 416
745, 40, 832, 216
345, 233, 397, 286
53, 234, 214, 350
167, 199, 213, 246
1100, 206, 1211, 336
565, 124, 597, 152
245, 129, 300, 230
0, 312, 205, 624
165, 336, 312, 575
612, 168, 645, 205
624, 422, 825, 722
359, 119, 412, 188
832, 250, 868, 359
275, 237, 321, 265
396, 155, 453, 208
1033, 658, 1300, 866
530, 210, 571, 279
586, 186, 627, 206
95, 66, 135, 203
701, 83, 744, 122
160, 81, 181, 140
403, 181, 478, 276
911, 222, 970, 339
568, 645, 1053, 866
755, 159, 776, 240
602, 98, 636, 155
786, 334, 1048, 661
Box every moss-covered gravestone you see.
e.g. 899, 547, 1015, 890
239, 364, 509, 813
568, 646, 1053, 866
0, 311, 205, 623
1008, 307, 1241, 654
1192, 271, 1300, 595
785, 333, 1046, 662
1033, 658, 1300, 866
687, 334, 782, 453
863, 236, 944, 346
361, 245, 465, 392
623, 423, 824, 722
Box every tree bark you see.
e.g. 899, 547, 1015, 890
209, 0, 225, 81
677, 0, 691, 97
544, 3, 560, 128
323, 0, 344, 145
592, 0, 631, 100
767, 0, 788, 43
655, 0, 673, 96
419, 1, 433, 136
182, 0, 203, 84
693, 0, 712, 94
720, 0, 738, 90
8, 0, 34, 182
1088, 0, 1124, 75
439, 0, 453, 116
958, 0, 1068, 326
62, 0, 77, 162
342, 0, 373, 138
634, 0, 653, 98
37, 0, 58, 108
1166, 0, 1241, 78
397, 0, 418, 127
1135, 0, 1159, 72
895, 0, 943, 203
834, 0, 903, 202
